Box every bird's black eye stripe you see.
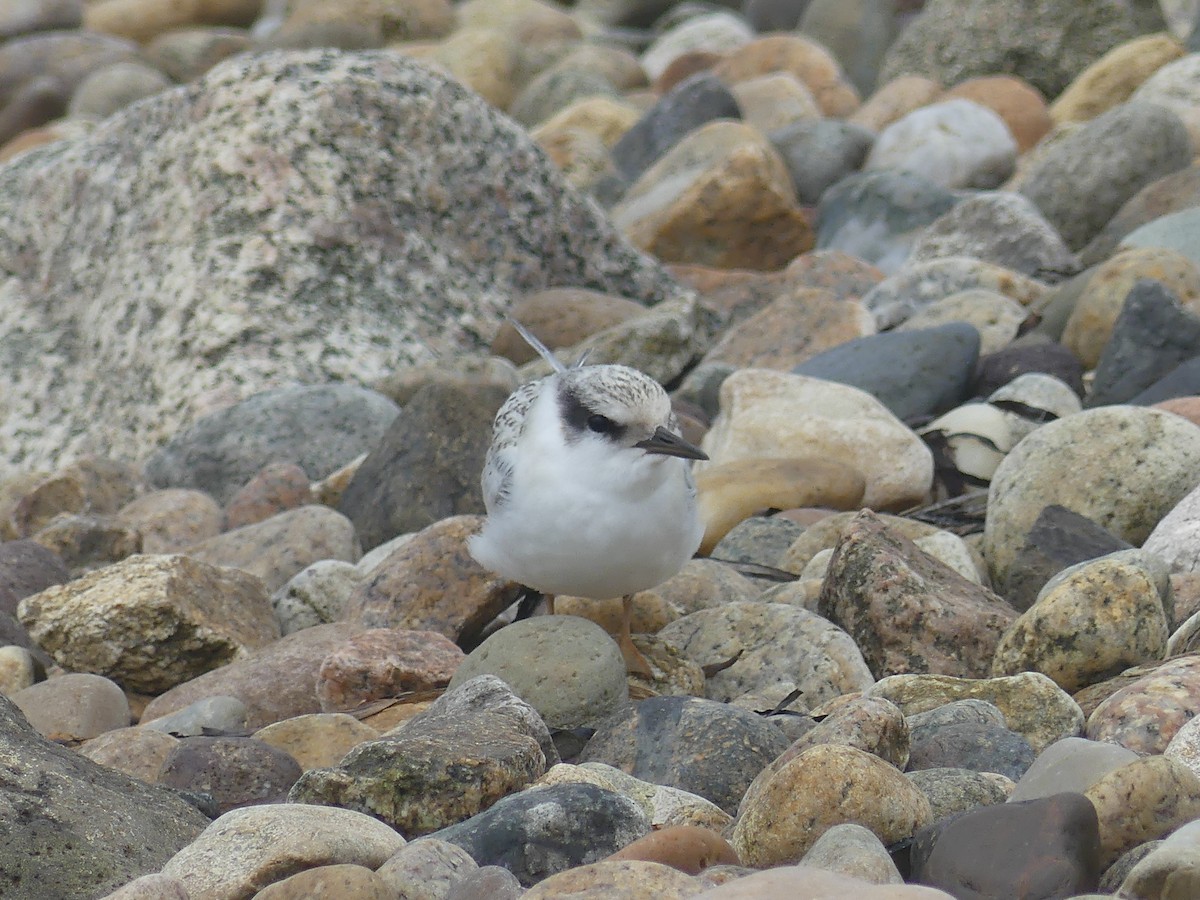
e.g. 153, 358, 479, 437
587, 414, 617, 434
557, 385, 626, 441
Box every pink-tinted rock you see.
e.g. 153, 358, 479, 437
316, 627, 465, 712
224, 462, 312, 530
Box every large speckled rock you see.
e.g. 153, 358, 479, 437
866, 672, 1083, 753
290, 676, 556, 837
818, 511, 1017, 679
160, 803, 405, 900
524, 859, 700, 899
0, 49, 686, 480
0, 694, 209, 900
983, 406, 1200, 589
992, 554, 1169, 692
18, 554, 278, 694
698, 369, 933, 510
1118, 818, 1200, 900
877, 0, 1137, 99
733, 744, 933, 867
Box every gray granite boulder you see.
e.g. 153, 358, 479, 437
0, 49, 686, 480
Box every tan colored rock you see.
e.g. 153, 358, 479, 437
83, 0, 203, 43
607, 825, 739, 874
733, 744, 932, 867
525, 860, 701, 899
79, 725, 180, 782
714, 35, 860, 118
18, 554, 278, 694
992, 557, 1168, 693
254, 864, 392, 900
432, 28, 521, 110
116, 488, 223, 554
1156, 395, 1200, 428
897, 289, 1027, 355
1085, 755, 1200, 867
695, 457, 866, 554
491, 288, 647, 365
282, 0, 455, 44
144, 27, 253, 82
0, 646, 35, 696
944, 75, 1050, 153
254, 713, 379, 770
699, 369, 932, 511
11, 672, 131, 741
701, 287, 875, 370
851, 75, 943, 132
1062, 246, 1200, 368
532, 96, 641, 150
185, 505, 360, 593
730, 73, 821, 133
1050, 33, 1186, 125
612, 120, 812, 270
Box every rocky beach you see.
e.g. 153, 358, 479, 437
4, 0, 1200, 897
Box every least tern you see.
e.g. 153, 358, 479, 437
469, 319, 707, 676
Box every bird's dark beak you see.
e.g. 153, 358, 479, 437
634, 426, 708, 461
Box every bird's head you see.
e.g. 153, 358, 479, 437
556, 365, 707, 461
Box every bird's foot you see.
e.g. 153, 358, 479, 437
618, 631, 654, 679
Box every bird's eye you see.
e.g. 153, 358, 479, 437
587, 414, 617, 434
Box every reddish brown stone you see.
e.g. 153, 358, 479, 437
317, 628, 465, 712
224, 462, 312, 530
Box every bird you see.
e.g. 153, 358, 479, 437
469, 318, 708, 677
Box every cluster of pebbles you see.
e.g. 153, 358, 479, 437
6, 0, 1200, 898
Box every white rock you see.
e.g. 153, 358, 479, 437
866, 98, 1018, 190
1144, 481, 1200, 575
640, 12, 755, 81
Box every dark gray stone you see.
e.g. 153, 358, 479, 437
1087, 280, 1200, 407
337, 382, 508, 550
579, 695, 790, 814
430, 783, 649, 886
1128, 356, 1200, 405
1003, 504, 1133, 612
146, 384, 399, 505
1018, 102, 1193, 251
974, 341, 1085, 398
0, 694, 209, 899
0, 539, 68, 617
793, 323, 980, 423
909, 793, 1101, 898
768, 118, 874, 206
611, 72, 741, 183
158, 736, 302, 815
908, 722, 1036, 781
816, 170, 961, 273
